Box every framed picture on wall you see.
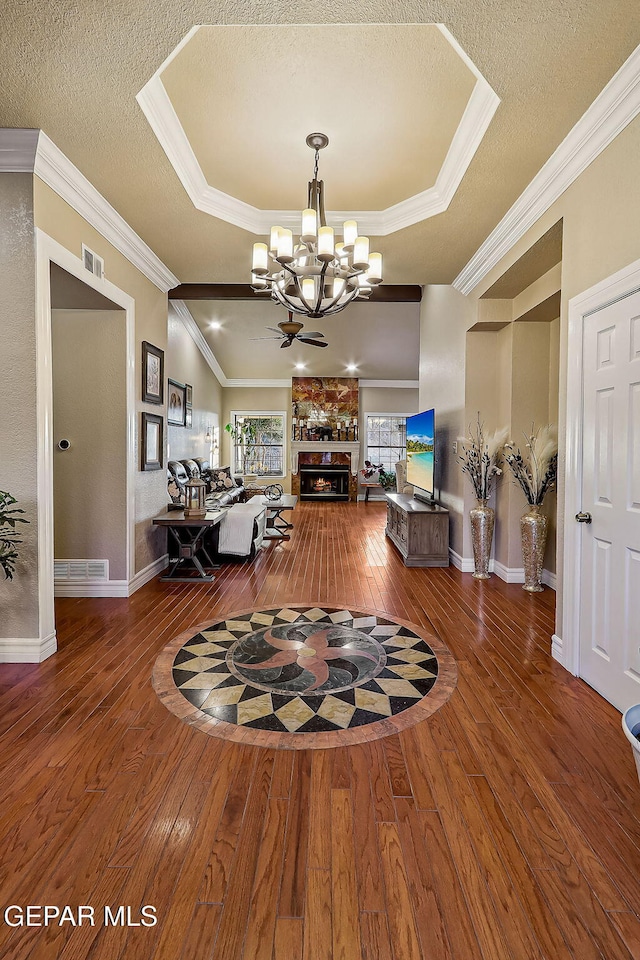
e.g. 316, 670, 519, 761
142, 341, 164, 404
185, 383, 193, 407
167, 379, 186, 425
185, 407, 192, 428
141, 412, 163, 470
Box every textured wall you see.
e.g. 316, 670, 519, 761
52, 309, 127, 580
34, 178, 169, 574
0, 175, 38, 637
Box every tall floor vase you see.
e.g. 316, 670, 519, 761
469, 499, 494, 580
520, 503, 548, 592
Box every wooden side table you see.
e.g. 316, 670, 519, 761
361, 482, 383, 501
153, 509, 226, 581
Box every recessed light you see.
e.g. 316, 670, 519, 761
295, 362, 306, 370
210, 321, 221, 330
346, 363, 357, 372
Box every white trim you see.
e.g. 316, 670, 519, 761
551, 633, 565, 665
449, 549, 474, 573
360, 380, 420, 389
493, 560, 522, 583
136, 26, 498, 236
542, 569, 557, 591
0, 632, 57, 664
0, 128, 178, 292
55, 580, 130, 598
454, 44, 640, 294
170, 300, 227, 386
128, 553, 169, 593
231, 410, 288, 479
225, 378, 292, 388
0, 128, 40, 171
447, 553, 557, 588
36, 230, 137, 637
562, 256, 640, 678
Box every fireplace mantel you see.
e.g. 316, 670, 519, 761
290, 441, 361, 476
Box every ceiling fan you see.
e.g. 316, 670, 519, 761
250, 313, 328, 349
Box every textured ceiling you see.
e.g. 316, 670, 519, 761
187, 298, 421, 381
2, 2, 639, 379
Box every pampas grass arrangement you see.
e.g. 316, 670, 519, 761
458, 418, 509, 501
503, 424, 558, 505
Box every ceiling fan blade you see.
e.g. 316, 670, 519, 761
280, 338, 293, 348
249, 336, 283, 341
265, 327, 283, 334
300, 332, 324, 339
299, 338, 329, 347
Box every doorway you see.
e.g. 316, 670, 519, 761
563, 259, 640, 712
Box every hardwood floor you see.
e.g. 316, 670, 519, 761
1, 501, 639, 960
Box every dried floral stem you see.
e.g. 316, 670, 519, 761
503, 425, 558, 505
458, 418, 508, 502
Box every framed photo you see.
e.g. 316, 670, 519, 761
185, 383, 193, 407
142, 341, 164, 405
167, 379, 186, 426
141, 412, 163, 470
185, 407, 192, 428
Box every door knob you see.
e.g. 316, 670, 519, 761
575, 512, 592, 523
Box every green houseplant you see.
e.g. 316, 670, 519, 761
0, 491, 29, 580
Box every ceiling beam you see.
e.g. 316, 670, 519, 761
168, 283, 422, 302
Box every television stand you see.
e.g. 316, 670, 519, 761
385, 493, 449, 567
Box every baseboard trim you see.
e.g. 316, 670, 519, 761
450, 553, 556, 590
129, 554, 169, 594
0, 631, 57, 663
551, 633, 567, 668
54, 580, 129, 598
449, 549, 475, 573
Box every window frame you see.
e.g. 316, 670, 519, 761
229, 410, 287, 479
365, 412, 411, 475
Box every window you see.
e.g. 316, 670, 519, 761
366, 415, 408, 473
230, 412, 286, 477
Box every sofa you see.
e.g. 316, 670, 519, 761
167, 460, 244, 507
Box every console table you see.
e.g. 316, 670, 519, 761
261, 493, 297, 540
385, 494, 449, 567
153, 509, 225, 581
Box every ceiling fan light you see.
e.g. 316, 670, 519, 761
317, 226, 334, 262
343, 219, 358, 251
352, 236, 370, 271
368, 252, 383, 283
301, 208, 317, 243
252, 242, 268, 275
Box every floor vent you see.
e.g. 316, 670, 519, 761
54, 559, 109, 581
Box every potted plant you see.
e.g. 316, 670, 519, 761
0, 490, 29, 580
458, 418, 508, 579
503, 425, 557, 592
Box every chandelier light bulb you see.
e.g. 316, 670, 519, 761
317, 226, 335, 262
252, 242, 268, 276
353, 236, 370, 271
333, 277, 345, 298
343, 220, 358, 250
251, 272, 268, 290
301, 209, 317, 243
269, 225, 282, 255
368, 252, 383, 283
276, 229, 294, 263
302, 277, 316, 303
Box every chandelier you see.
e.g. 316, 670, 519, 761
251, 133, 383, 319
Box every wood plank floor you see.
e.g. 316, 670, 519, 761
1, 501, 639, 960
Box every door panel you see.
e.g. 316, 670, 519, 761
579, 292, 640, 711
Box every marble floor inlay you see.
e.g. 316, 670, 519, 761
153, 605, 458, 749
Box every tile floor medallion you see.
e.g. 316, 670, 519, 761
152, 605, 457, 748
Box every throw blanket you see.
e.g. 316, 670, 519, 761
217, 501, 266, 556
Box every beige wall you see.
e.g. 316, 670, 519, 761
0, 174, 38, 639
167, 311, 223, 467
419, 285, 477, 555
359, 386, 419, 493
222, 386, 292, 491
52, 309, 127, 579
34, 178, 169, 574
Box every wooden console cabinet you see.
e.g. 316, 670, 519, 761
385, 494, 449, 567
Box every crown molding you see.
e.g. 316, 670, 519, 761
170, 300, 228, 385
136, 26, 499, 237
0, 129, 178, 292
0, 128, 40, 171
454, 43, 640, 295
360, 380, 419, 388
31, 132, 178, 292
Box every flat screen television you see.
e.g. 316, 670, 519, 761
406, 409, 435, 503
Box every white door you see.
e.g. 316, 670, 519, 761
578, 291, 640, 711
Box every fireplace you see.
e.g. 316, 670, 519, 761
299, 463, 350, 501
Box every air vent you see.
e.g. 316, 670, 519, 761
54, 559, 109, 581
81, 244, 104, 280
